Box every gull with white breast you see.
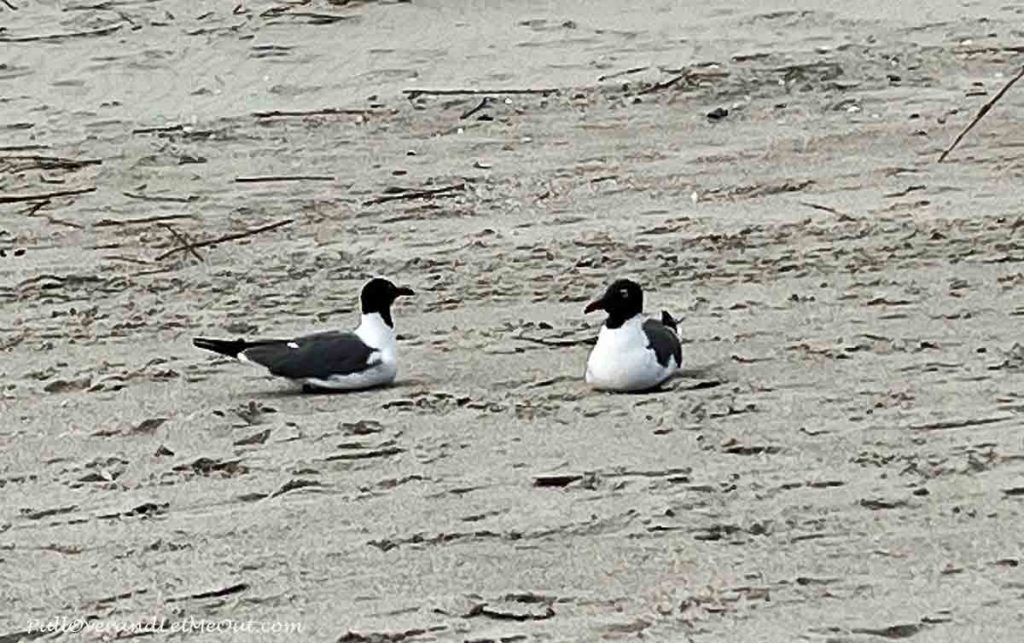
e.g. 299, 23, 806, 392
583, 278, 682, 392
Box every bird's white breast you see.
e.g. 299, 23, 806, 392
585, 316, 677, 392
355, 312, 397, 358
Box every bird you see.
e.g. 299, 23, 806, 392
193, 277, 414, 392
583, 278, 682, 392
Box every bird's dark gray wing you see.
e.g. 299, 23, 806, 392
642, 319, 682, 368
240, 331, 378, 379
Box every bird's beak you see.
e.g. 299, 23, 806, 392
394, 286, 415, 297
584, 297, 605, 314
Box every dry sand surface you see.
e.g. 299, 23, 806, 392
3, 0, 1024, 641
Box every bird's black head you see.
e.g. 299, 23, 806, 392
361, 277, 414, 327
584, 278, 644, 328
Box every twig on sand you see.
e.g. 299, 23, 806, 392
95, 213, 195, 227
63, 3, 117, 11
799, 201, 856, 220
132, 123, 184, 135
1, 154, 102, 170
638, 72, 689, 95
19, 199, 83, 229
259, 1, 351, 23
280, 12, 351, 24
235, 175, 334, 183
515, 335, 596, 348
955, 45, 1024, 55
598, 66, 650, 82
404, 88, 558, 99
155, 219, 293, 261
1, 0, 18, 11
105, 255, 153, 265
938, 66, 1024, 163
21, 199, 51, 217
363, 183, 465, 206
260, 1, 310, 17
167, 582, 250, 603
0, 22, 122, 42
0, 186, 95, 204
44, 215, 84, 230
159, 223, 204, 261
460, 97, 491, 120
252, 107, 370, 118
123, 191, 197, 203
0, 144, 49, 152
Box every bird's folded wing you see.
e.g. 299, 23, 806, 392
642, 319, 682, 367
241, 331, 378, 379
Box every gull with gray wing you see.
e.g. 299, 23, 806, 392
193, 277, 414, 392
583, 278, 682, 392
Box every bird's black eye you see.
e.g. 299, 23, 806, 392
619, 288, 629, 298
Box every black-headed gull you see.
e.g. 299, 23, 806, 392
193, 277, 414, 392
583, 279, 681, 392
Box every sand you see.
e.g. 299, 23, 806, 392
2, 0, 1024, 641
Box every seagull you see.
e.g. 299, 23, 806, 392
193, 277, 414, 392
583, 278, 682, 392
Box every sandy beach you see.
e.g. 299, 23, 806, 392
2, 0, 1024, 640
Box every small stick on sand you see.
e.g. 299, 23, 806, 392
252, 108, 370, 118
1, 155, 102, 170
167, 582, 250, 603
0, 186, 95, 204
43, 215, 84, 229
21, 199, 51, 217
598, 66, 650, 82
96, 213, 195, 227
281, 12, 350, 24
799, 201, 856, 220
515, 336, 596, 348
19, 197, 83, 229
121, 189, 195, 201
159, 223, 204, 261
155, 219, 293, 261
0, 144, 50, 152
639, 72, 689, 95
132, 123, 184, 135
460, 98, 491, 120
404, 88, 558, 99
235, 175, 334, 183
0, 23, 122, 42
938, 65, 1024, 163
1, 0, 17, 9
63, 3, 116, 11
260, 2, 309, 17
955, 45, 1024, 55
363, 183, 465, 206
122, 192, 197, 203
105, 255, 153, 265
